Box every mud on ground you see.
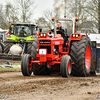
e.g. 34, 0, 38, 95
0, 71, 100, 100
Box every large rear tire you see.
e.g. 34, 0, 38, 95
70, 36, 92, 76
3, 43, 13, 53
0, 42, 4, 53
31, 38, 51, 75
21, 54, 32, 76
60, 55, 72, 77
27, 43, 32, 54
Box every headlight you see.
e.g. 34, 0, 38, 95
73, 34, 75, 37
76, 34, 78, 37
40, 34, 43, 36
53, 48, 56, 52
44, 34, 46, 36
72, 34, 79, 37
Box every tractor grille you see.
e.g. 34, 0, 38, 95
40, 46, 51, 54
39, 40, 51, 44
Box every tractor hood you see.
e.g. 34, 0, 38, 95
6, 35, 35, 42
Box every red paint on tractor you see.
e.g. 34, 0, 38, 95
29, 33, 87, 66
68, 61, 71, 73
29, 58, 33, 71
85, 45, 91, 70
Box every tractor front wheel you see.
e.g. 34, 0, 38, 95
21, 54, 33, 76
60, 55, 72, 77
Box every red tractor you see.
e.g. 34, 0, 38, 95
21, 17, 92, 77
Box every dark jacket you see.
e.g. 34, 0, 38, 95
50, 26, 68, 47
51, 26, 67, 38
20, 30, 26, 37
56, 26, 66, 38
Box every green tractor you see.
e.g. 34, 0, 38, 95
0, 23, 39, 60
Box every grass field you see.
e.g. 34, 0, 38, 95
0, 63, 21, 65
0, 67, 20, 71
12, 63, 21, 65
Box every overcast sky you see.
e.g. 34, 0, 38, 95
0, 0, 54, 19
34, 0, 54, 19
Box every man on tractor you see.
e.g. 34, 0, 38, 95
19, 27, 27, 37
49, 22, 68, 47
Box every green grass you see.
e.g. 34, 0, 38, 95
12, 63, 21, 65
0, 63, 21, 65
0, 68, 20, 71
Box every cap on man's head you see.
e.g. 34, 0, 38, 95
22, 27, 24, 29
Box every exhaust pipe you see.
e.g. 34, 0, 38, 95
52, 17, 56, 38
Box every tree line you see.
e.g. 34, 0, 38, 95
0, 0, 35, 29
0, 0, 100, 33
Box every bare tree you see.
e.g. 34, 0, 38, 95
53, 0, 64, 19
5, 2, 19, 23
35, 9, 56, 30
35, 17, 50, 31
0, 0, 36, 29
17, 0, 36, 23
5, 2, 12, 22
2, 2, 19, 29
63, 0, 88, 23
43, 9, 55, 29
0, 4, 8, 29
0, 4, 4, 28
53, 0, 88, 24
83, 0, 100, 33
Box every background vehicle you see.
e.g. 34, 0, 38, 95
0, 28, 9, 53
0, 28, 8, 42
0, 23, 38, 60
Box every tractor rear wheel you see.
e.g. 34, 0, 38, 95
33, 64, 51, 75
31, 38, 51, 75
70, 36, 92, 76
0, 42, 4, 53
4, 43, 13, 53
21, 54, 32, 76
60, 55, 72, 77
0, 45, 2, 53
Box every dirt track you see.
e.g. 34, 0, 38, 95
0, 70, 100, 100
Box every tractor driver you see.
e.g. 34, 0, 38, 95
49, 22, 68, 47
19, 27, 27, 37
